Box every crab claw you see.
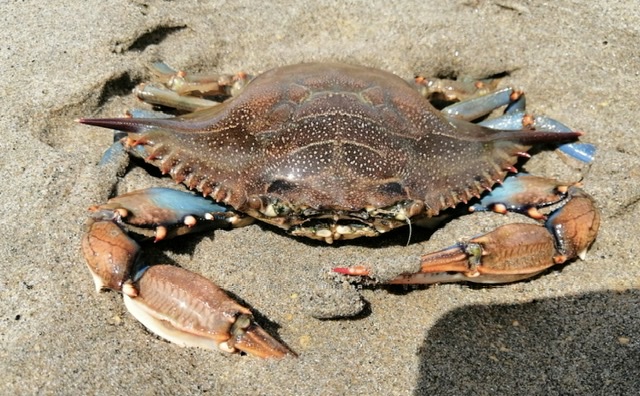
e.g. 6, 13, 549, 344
123, 265, 295, 358
339, 187, 600, 285
394, 223, 562, 284
82, 195, 292, 358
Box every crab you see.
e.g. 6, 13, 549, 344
79, 62, 600, 358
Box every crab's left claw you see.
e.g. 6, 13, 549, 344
394, 223, 562, 284
394, 186, 599, 284
337, 186, 600, 285
124, 265, 296, 358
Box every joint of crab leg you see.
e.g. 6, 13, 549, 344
227, 314, 297, 358
183, 215, 197, 227
525, 207, 546, 220
123, 265, 295, 358
545, 186, 600, 261
521, 114, 535, 127
481, 203, 508, 214
509, 90, 523, 102
82, 220, 140, 292
154, 225, 168, 242
505, 165, 519, 173
87, 206, 127, 224
121, 280, 139, 298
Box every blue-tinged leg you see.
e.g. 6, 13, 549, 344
469, 173, 573, 219
442, 87, 515, 121
530, 116, 596, 163
88, 187, 245, 242
478, 111, 526, 130
439, 82, 595, 163
479, 108, 595, 163
505, 92, 526, 114
126, 108, 175, 119
98, 138, 128, 166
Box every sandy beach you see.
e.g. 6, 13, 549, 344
1, 1, 639, 394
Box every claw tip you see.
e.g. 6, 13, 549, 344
333, 266, 370, 276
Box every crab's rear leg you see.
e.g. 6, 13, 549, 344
335, 175, 600, 285
82, 188, 294, 358
418, 77, 595, 164
478, 106, 596, 164
134, 62, 252, 112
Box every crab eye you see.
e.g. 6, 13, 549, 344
377, 182, 405, 197
267, 179, 298, 194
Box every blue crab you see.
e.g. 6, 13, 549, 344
79, 62, 600, 358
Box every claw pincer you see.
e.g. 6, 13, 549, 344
82, 188, 293, 358
125, 265, 293, 358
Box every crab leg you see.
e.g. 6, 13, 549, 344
441, 87, 517, 121
413, 75, 499, 104
336, 176, 600, 285
82, 188, 293, 358
133, 62, 252, 112
134, 84, 222, 112
390, 186, 599, 284
423, 79, 595, 164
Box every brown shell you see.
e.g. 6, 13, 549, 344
83, 63, 575, 235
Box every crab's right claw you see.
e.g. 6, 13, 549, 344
82, 191, 293, 358
124, 265, 295, 358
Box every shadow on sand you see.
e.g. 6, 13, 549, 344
414, 289, 639, 395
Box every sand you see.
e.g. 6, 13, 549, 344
1, 1, 639, 395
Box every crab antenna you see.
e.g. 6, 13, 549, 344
405, 217, 413, 247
